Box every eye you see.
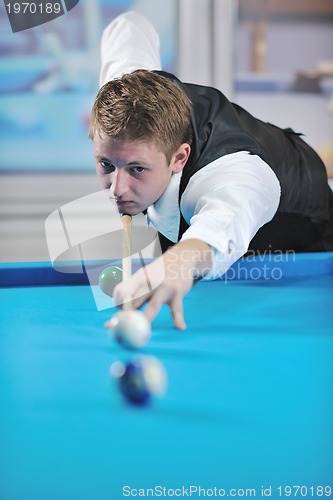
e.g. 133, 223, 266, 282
100, 161, 115, 174
130, 166, 145, 174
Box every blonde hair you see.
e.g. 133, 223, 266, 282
89, 70, 192, 161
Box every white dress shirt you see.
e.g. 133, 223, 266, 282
100, 12, 281, 279
100, 11, 162, 86
147, 152, 280, 279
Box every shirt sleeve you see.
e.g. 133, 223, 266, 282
180, 151, 281, 279
100, 11, 162, 86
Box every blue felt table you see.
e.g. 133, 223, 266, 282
0, 253, 332, 500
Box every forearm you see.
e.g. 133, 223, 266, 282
161, 238, 213, 282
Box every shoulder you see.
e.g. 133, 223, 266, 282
180, 152, 281, 218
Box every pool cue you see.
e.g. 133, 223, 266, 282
121, 214, 133, 310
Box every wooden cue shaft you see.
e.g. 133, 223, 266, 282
121, 214, 132, 310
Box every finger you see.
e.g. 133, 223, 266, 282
113, 282, 136, 308
112, 274, 141, 307
170, 295, 187, 330
115, 281, 153, 310
144, 292, 164, 324
131, 285, 153, 310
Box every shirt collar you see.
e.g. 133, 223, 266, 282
146, 171, 182, 243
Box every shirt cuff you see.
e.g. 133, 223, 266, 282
180, 222, 247, 280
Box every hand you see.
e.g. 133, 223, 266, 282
113, 239, 212, 329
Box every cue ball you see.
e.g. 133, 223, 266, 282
98, 266, 123, 297
107, 310, 151, 349
110, 355, 167, 404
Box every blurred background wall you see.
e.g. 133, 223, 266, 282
1, 0, 332, 262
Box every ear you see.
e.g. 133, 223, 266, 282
170, 143, 191, 174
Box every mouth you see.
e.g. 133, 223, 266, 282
115, 200, 141, 215
116, 200, 135, 207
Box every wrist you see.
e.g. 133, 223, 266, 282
163, 239, 213, 280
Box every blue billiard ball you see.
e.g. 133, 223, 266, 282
98, 266, 123, 297
112, 359, 150, 404
110, 356, 167, 405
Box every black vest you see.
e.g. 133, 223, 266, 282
155, 71, 330, 245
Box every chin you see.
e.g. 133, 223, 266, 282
118, 206, 143, 216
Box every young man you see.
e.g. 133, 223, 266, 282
89, 12, 333, 329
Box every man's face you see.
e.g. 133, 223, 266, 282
94, 133, 189, 215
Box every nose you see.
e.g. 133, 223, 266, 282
111, 169, 129, 199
